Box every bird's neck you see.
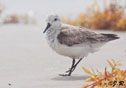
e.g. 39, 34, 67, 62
46, 26, 61, 43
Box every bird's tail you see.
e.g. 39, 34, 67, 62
101, 33, 119, 41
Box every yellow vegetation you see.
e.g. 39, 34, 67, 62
62, 1, 126, 31
0, 3, 36, 24
81, 59, 126, 88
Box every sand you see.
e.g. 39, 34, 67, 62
0, 25, 126, 88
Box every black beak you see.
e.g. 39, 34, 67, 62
43, 23, 51, 33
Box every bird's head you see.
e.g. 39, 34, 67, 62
43, 15, 61, 33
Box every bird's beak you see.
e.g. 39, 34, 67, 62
43, 23, 51, 33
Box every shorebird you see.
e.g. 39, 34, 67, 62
43, 15, 119, 76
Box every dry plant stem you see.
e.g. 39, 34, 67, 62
82, 59, 126, 88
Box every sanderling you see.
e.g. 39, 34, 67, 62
43, 15, 119, 76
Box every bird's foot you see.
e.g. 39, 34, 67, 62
66, 66, 75, 73
65, 68, 71, 73
59, 73, 71, 76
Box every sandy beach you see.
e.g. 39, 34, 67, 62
0, 25, 125, 88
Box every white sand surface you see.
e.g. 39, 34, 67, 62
0, 25, 126, 88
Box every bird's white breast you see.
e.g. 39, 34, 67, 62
45, 27, 99, 59
47, 36, 98, 59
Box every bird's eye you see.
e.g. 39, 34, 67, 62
54, 18, 57, 21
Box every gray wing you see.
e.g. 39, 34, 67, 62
57, 26, 119, 46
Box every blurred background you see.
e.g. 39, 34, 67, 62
0, 0, 126, 88
0, 0, 126, 31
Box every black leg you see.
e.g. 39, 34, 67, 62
59, 58, 83, 76
66, 58, 75, 73
59, 58, 75, 76
71, 58, 83, 72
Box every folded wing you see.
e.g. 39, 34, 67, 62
57, 26, 119, 46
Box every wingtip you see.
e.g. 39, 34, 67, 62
102, 33, 120, 41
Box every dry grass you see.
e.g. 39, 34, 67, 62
81, 59, 126, 88
0, 3, 36, 24
62, 1, 126, 31
0, 3, 5, 15
3, 13, 36, 24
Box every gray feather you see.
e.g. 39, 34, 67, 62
57, 26, 119, 46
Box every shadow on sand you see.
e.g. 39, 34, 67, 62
51, 75, 89, 81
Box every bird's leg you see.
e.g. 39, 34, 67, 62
59, 58, 83, 76
66, 58, 83, 73
71, 58, 83, 72
59, 58, 75, 76
66, 58, 75, 73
